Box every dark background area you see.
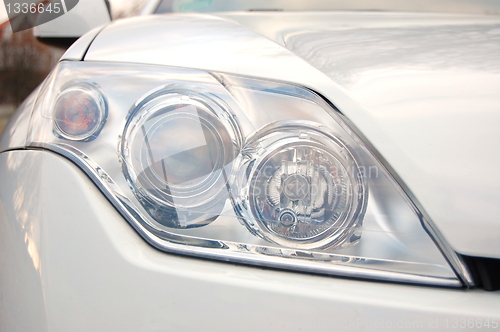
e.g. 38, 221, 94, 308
0, 23, 62, 133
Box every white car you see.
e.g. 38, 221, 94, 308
1, 0, 499, 331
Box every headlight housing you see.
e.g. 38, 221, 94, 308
28, 61, 464, 287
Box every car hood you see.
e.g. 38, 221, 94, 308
82, 12, 500, 258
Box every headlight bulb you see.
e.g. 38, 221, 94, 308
237, 124, 367, 250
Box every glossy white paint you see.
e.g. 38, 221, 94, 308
0, 86, 38, 152
82, 12, 500, 259
1, 150, 499, 331
61, 25, 107, 61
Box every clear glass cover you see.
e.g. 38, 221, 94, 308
122, 90, 240, 228
53, 83, 107, 141
28, 61, 461, 286
235, 123, 366, 250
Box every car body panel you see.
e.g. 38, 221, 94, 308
0, 86, 39, 152
61, 24, 107, 61
1, 150, 499, 331
82, 12, 500, 258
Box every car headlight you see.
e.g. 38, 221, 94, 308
122, 90, 241, 229
236, 123, 366, 250
29, 61, 464, 287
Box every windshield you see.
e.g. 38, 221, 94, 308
154, 0, 500, 15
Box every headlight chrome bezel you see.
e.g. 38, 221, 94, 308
26, 60, 472, 288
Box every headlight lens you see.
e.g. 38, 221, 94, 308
28, 61, 462, 287
237, 124, 366, 250
122, 91, 240, 228
53, 83, 107, 140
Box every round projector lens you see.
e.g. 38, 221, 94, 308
241, 126, 366, 250
53, 83, 106, 140
122, 91, 240, 229
136, 108, 229, 200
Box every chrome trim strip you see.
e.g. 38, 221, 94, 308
27, 142, 462, 288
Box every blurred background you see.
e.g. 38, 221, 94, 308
0, 0, 148, 134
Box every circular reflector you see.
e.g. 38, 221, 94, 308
239, 124, 366, 249
53, 83, 106, 140
122, 90, 240, 229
